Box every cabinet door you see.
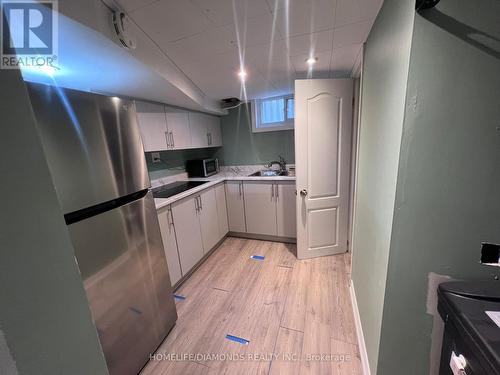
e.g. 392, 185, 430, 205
165, 109, 191, 150
225, 181, 246, 232
188, 112, 209, 148
215, 183, 229, 238
198, 188, 220, 253
157, 206, 182, 286
136, 101, 168, 151
277, 182, 297, 238
244, 181, 277, 236
207, 115, 222, 147
171, 196, 204, 275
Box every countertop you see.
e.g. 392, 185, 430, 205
153, 166, 296, 210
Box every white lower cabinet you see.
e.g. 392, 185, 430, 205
226, 181, 246, 232
242, 181, 296, 238
157, 206, 182, 286
171, 196, 204, 275
159, 185, 229, 283
198, 188, 220, 253
243, 182, 277, 236
277, 181, 297, 238
215, 183, 229, 236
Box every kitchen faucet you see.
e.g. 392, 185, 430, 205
265, 155, 287, 174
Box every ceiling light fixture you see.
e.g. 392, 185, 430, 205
238, 69, 247, 81
306, 57, 318, 65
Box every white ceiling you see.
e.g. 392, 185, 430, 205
118, 0, 383, 100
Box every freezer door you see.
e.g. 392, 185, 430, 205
26, 82, 150, 214
67, 191, 177, 375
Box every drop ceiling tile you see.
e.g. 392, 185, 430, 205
330, 43, 362, 74
274, 0, 336, 38
291, 49, 332, 76
190, 0, 271, 27
116, 0, 157, 12
286, 28, 334, 57
162, 24, 238, 66
130, 0, 212, 42
332, 19, 374, 48
335, 0, 383, 27
237, 12, 282, 47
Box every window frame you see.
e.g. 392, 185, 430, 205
252, 94, 295, 133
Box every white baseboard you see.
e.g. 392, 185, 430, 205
350, 283, 371, 375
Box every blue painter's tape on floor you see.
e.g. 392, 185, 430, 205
225, 334, 250, 345
250, 255, 265, 261
174, 294, 186, 300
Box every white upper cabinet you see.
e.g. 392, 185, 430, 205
206, 115, 222, 147
135, 101, 169, 152
189, 112, 209, 148
189, 112, 221, 148
164, 108, 191, 150
136, 101, 222, 151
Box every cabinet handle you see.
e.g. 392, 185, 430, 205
194, 196, 199, 212
209, 133, 212, 145
165, 131, 170, 148
198, 195, 203, 210
238, 182, 242, 197
275, 184, 279, 201
207, 132, 210, 145
167, 207, 174, 232
170, 131, 175, 148
271, 184, 274, 199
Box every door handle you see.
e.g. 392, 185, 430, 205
300, 189, 308, 197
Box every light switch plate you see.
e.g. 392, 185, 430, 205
151, 152, 161, 163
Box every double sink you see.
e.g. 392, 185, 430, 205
248, 170, 290, 177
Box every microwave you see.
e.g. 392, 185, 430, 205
186, 158, 219, 177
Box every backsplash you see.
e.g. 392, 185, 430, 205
146, 148, 219, 180
214, 102, 295, 166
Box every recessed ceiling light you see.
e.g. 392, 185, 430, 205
238, 69, 247, 80
306, 57, 318, 65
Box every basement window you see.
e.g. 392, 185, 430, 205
252, 94, 294, 133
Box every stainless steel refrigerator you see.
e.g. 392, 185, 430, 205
26, 82, 177, 375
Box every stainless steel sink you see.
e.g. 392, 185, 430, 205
248, 170, 289, 177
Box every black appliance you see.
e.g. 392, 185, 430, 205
438, 281, 500, 375
186, 158, 219, 177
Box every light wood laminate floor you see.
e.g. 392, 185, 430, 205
141, 237, 361, 375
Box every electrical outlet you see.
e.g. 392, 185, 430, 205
151, 152, 161, 164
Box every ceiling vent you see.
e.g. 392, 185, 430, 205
112, 11, 137, 50
221, 97, 242, 109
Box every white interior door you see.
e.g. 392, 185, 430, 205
295, 79, 353, 259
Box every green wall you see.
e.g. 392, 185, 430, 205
377, 1, 500, 374
350, 0, 415, 373
214, 103, 295, 166
0, 71, 109, 374
146, 148, 219, 180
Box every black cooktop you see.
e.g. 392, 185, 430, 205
152, 181, 208, 199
